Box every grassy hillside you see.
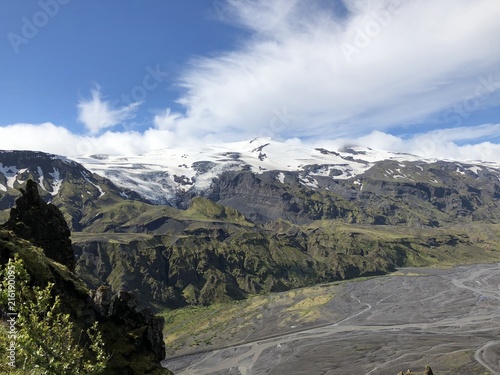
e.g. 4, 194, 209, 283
73, 218, 500, 308
0, 230, 172, 375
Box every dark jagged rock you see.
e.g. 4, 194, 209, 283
92, 289, 167, 369
92, 285, 112, 315
397, 366, 434, 375
0, 229, 171, 374
3, 179, 75, 271
1, 180, 171, 374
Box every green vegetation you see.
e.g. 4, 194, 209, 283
159, 283, 341, 353
75, 218, 500, 308
0, 228, 172, 375
0, 258, 107, 375
2, 157, 500, 371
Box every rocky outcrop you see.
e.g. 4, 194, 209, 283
203, 160, 500, 227
3, 179, 75, 270
0, 180, 171, 374
397, 366, 433, 375
91, 288, 167, 373
0, 229, 171, 374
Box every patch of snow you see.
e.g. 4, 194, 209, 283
95, 185, 105, 197
468, 166, 482, 175
353, 180, 364, 191
300, 177, 319, 189
71, 138, 500, 205
37, 167, 45, 189
48, 169, 62, 196
80, 171, 105, 197
0, 164, 19, 188
277, 172, 285, 184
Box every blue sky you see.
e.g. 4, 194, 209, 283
0, 1, 242, 128
1, 0, 500, 161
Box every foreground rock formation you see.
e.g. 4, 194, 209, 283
0, 180, 171, 374
3, 179, 75, 270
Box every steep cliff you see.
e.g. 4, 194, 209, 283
0, 180, 171, 375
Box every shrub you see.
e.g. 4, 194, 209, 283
0, 257, 107, 375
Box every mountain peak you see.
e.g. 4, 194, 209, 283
3, 179, 75, 271
72, 139, 451, 205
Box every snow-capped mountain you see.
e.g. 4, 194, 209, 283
2, 140, 500, 227
0, 150, 73, 196
74, 137, 500, 206
0, 150, 145, 228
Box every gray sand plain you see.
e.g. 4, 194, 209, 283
164, 263, 500, 374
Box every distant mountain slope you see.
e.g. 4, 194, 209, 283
0, 150, 145, 229
75, 138, 426, 205
75, 139, 500, 226
73, 213, 500, 307
2, 147, 500, 309
203, 159, 500, 225
74, 138, 500, 209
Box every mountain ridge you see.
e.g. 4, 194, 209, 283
73, 138, 500, 208
1, 147, 500, 309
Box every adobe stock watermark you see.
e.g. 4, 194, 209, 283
112, 65, 169, 108
213, 0, 229, 22
341, 0, 402, 63
5, 259, 18, 369
414, 134, 441, 158
7, 0, 71, 54
258, 107, 294, 139
442, 74, 500, 127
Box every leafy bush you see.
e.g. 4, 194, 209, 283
0, 257, 107, 375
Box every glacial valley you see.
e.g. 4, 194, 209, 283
165, 263, 500, 375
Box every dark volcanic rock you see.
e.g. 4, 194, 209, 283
1, 218, 170, 374
396, 366, 434, 375
92, 289, 167, 366
202, 160, 500, 227
3, 179, 75, 271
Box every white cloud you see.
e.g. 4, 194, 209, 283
77, 88, 141, 134
0, 123, 179, 157
1, 121, 500, 166
154, 0, 500, 141
352, 124, 500, 162
0, 123, 79, 155
2, 0, 500, 161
